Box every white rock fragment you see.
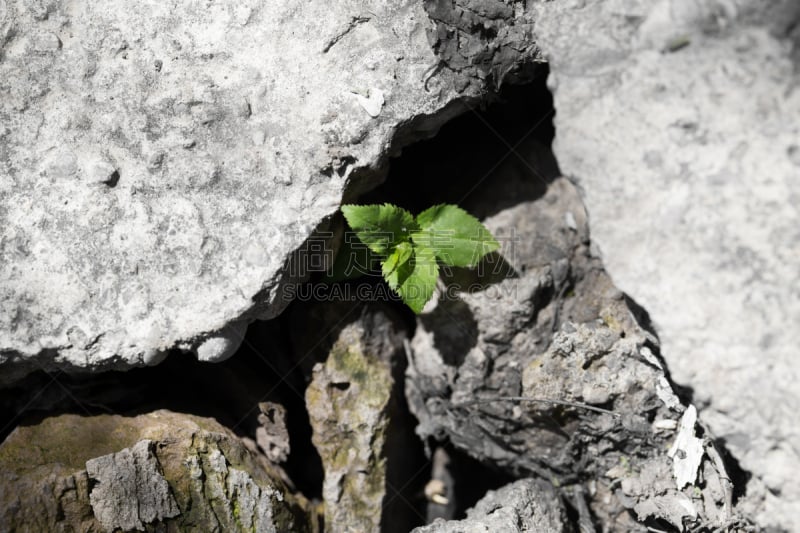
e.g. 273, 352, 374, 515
352, 87, 385, 118
653, 419, 678, 431
195, 321, 248, 362
564, 211, 577, 230
668, 405, 704, 489
85, 159, 119, 186
638, 346, 682, 411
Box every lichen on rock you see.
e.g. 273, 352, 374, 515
0, 410, 313, 532
305, 312, 396, 533
85, 439, 180, 531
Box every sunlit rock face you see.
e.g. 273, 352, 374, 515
0, 0, 541, 380
533, 0, 800, 528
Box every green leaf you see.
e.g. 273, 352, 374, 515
339, 202, 500, 313
411, 205, 499, 267
382, 241, 413, 286
384, 251, 414, 291
394, 247, 439, 314
341, 204, 417, 256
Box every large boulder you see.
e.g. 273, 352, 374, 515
0, 0, 541, 382
533, 0, 800, 528
0, 410, 312, 532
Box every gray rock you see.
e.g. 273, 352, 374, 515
405, 167, 746, 530
0, 0, 541, 381
85, 439, 179, 531
413, 478, 567, 533
0, 410, 313, 532
304, 303, 411, 533
533, 0, 800, 528
255, 401, 291, 465
423, 0, 543, 91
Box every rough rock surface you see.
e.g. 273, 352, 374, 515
423, 0, 542, 91
85, 439, 180, 531
533, 0, 800, 528
413, 478, 567, 533
0, 0, 541, 381
0, 410, 312, 532
306, 321, 393, 533
302, 302, 418, 533
405, 167, 746, 530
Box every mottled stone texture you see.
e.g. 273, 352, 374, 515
85, 440, 180, 531
423, 0, 542, 91
405, 164, 743, 530
0, 411, 312, 532
0, 0, 541, 381
304, 303, 414, 533
532, 0, 800, 528
413, 478, 568, 533
307, 324, 393, 533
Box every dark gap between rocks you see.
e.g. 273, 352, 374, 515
361, 65, 556, 214
318, 67, 559, 525
714, 437, 753, 504
443, 445, 516, 519
0, 315, 326, 501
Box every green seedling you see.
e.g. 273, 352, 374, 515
340, 203, 499, 313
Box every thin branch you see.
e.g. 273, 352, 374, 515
704, 438, 734, 521
572, 484, 597, 533
458, 396, 620, 417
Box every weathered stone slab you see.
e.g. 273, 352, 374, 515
533, 0, 800, 528
0, 0, 540, 381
